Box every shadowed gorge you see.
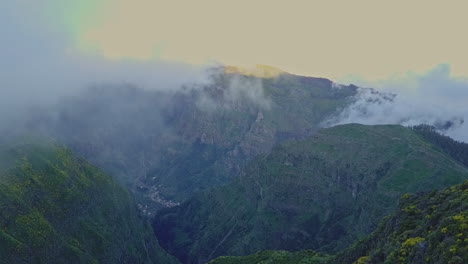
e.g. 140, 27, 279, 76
2, 71, 467, 264
2, 1, 468, 263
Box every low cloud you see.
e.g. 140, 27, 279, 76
0, 2, 208, 127
0, 2, 276, 131
327, 64, 468, 142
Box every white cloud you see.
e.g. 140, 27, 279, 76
328, 64, 468, 142
0, 2, 208, 124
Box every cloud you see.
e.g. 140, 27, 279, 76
192, 66, 273, 113
328, 64, 468, 142
0, 1, 209, 126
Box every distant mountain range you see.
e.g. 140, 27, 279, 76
1, 67, 466, 263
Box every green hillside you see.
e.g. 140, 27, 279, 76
154, 124, 468, 263
335, 180, 468, 264
209, 181, 468, 264
0, 139, 178, 264
208, 250, 331, 264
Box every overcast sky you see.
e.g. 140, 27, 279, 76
2, 0, 468, 141
50, 0, 468, 80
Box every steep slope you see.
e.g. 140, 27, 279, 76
153, 124, 468, 263
335, 180, 468, 264
0, 139, 178, 264
29, 67, 358, 213
209, 181, 468, 264
208, 250, 331, 264
411, 124, 468, 168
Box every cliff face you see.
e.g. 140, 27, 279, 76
0, 139, 178, 264
153, 124, 468, 264
30, 69, 358, 214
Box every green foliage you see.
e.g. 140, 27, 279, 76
411, 124, 468, 168
154, 124, 468, 263
334, 181, 468, 264
354, 256, 370, 264
0, 140, 178, 264
208, 250, 331, 264
216, 181, 468, 264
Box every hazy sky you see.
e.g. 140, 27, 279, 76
0, 1, 207, 120
3, 1, 468, 142
44, 0, 468, 80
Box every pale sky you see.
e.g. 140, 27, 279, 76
2, 1, 468, 141
60, 0, 468, 80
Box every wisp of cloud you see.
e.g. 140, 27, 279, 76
328, 64, 468, 142
0, 1, 208, 126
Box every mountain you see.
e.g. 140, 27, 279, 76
28, 67, 359, 214
411, 124, 468, 168
209, 180, 468, 264
334, 180, 468, 264
0, 138, 178, 264
153, 124, 468, 263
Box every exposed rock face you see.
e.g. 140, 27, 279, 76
28, 69, 358, 214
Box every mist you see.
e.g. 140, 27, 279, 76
0, 1, 210, 129
0, 1, 282, 136
328, 64, 468, 142
4, 1, 468, 146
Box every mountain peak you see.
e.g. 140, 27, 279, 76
223, 64, 286, 78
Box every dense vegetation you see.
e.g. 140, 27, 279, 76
411, 124, 468, 168
154, 124, 468, 263
335, 180, 468, 264
208, 250, 331, 264
6, 69, 466, 264
29, 69, 358, 214
210, 181, 468, 264
0, 139, 178, 264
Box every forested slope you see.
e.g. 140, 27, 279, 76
0, 139, 178, 264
